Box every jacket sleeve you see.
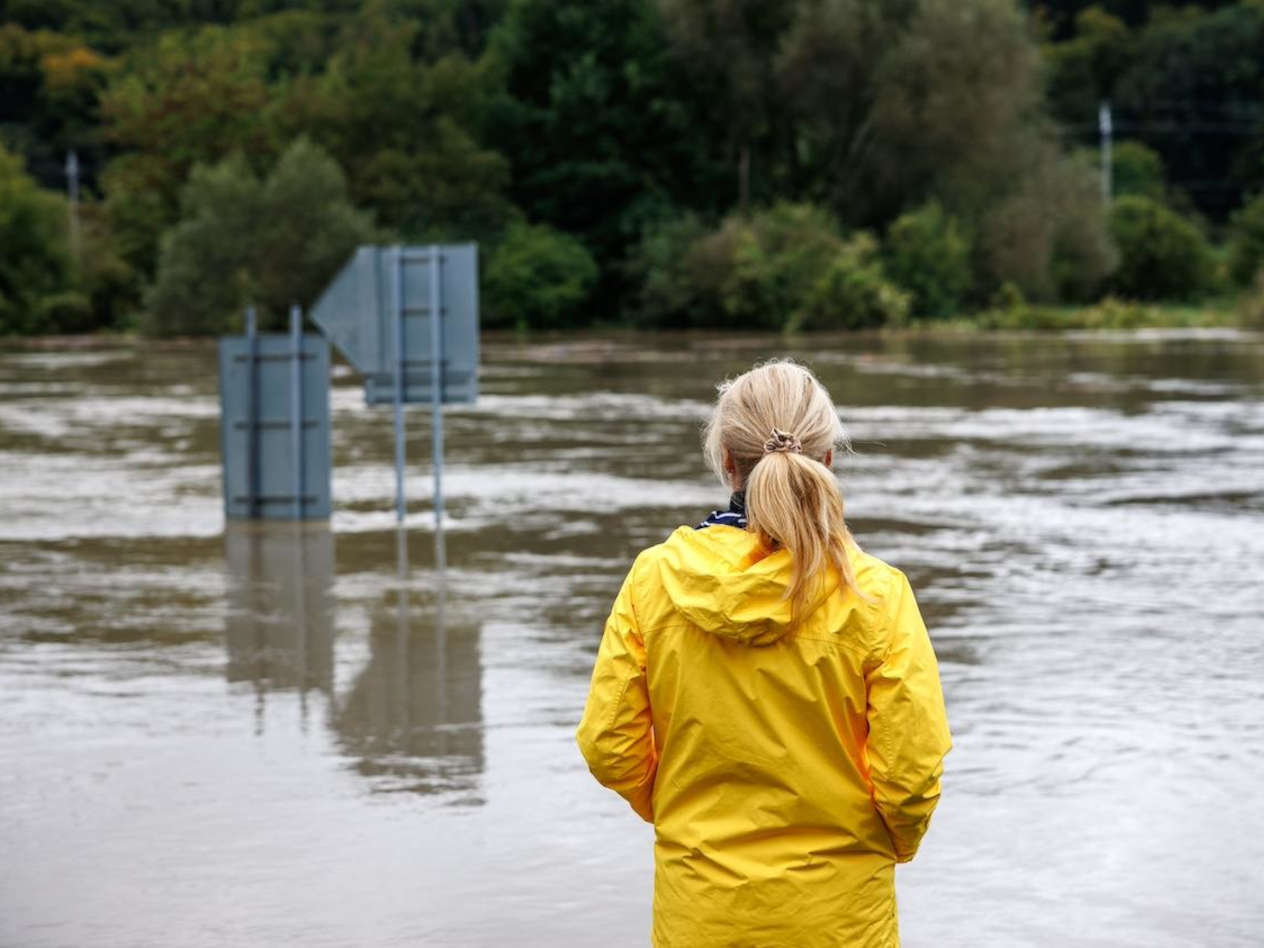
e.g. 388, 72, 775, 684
865, 569, 952, 863
575, 561, 657, 822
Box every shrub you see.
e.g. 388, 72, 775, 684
1108, 195, 1212, 300
800, 233, 910, 330
714, 204, 849, 330
979, 148, 1116, 303
627, 213, 712, 327
629, 203, 909, 330
1229, 193, 1264, 287
1078, 296, 1159, 330
34, 292, 95, 334
482, 221, 598, 330
0, 143, 74, 335
883, 201, 972, 318
1111, 140, 1165, 201
1240, 269, 1264, 331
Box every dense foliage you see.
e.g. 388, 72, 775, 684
0, 0, 1260, 334
144, 138, 375, 335
1108, 195, 1214, 300
0, 142, 75, 333
883, 202, 974, 319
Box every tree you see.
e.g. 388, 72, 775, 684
658, 0, 798, 209
144, 138, 375, 335
482, 220, 598, 328
1108, 195, 1212, 300
0, 142, 74, 334
100, 26, 274, 275
627, 203, 907, 330
884, 201, 973, 318
1111, 140, 1165, 200
485, 0, 729, 297
771, 0, 1115, 299
1229, 191, 1264, 286
978, 143, 1117, 302
276, 10, 513, 242
0, 24, 110, 188
1047, 3, 1264, 223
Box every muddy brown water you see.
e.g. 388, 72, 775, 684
1, 331, 1262, 946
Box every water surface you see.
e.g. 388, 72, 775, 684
2, 331, 1262, 946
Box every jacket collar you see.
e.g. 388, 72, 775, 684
696, 491, 747, 530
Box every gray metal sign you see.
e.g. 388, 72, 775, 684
218, 310, 331, 520
309, 244, 479, 405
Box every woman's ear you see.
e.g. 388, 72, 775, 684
824, 449, 834, 468
723, 448, 737, 484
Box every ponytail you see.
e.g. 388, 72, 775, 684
702, 359, 867, 623
745, 450, 865, 623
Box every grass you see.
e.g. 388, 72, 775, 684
923, 295, 1249, 332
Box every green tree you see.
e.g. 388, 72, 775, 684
277, 11, 512, 242
1042, 6, 1130, 130
0, 142, 74, 334
657, 0, 797, 209
144, 137, 375, 336
0, 24, 111, 188
977, 143, 1117, 302
883, 201, 973, 318
1108, 194, 1212, 300
1229, 191, 1264, 286
1119, 5, 1264, 220
799, 231, 910, 330
482, 220, 598, 329
485, 0, 728, 297
629, 202, 907, 330
1111, 140, 1165, 200
100, 26, 274, 275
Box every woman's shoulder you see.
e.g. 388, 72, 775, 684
628, 525, 910, 604
846, 547, 909, 604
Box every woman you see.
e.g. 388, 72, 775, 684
576, 360, 952, 947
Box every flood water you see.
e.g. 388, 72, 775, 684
1, 330, 1262, 947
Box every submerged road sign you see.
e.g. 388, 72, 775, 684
309, 243, 481, 547
309, 244, 478, 405
219, 307, 331, 521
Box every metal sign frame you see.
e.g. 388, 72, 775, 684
218, 306, 331, 521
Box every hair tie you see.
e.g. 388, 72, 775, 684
763, 428, 802, 455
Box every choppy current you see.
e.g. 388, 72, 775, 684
1, 330, 1262, 946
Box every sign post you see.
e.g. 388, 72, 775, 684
310, 244, 478, 552
427, 245, 446, 568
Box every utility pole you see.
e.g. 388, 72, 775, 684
65, 150, 80, 262
1099, 101, 1113, 205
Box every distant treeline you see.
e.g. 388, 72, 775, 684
2, 0, 1264, 335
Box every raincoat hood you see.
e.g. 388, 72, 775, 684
653, 525, 839, 646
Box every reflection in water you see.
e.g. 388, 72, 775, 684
224, 523, 335, 726
333, 532, 484, 799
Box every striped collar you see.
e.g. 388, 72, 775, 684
697, 491, 747, 530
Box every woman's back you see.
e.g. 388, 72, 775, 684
579, 523, 949, 947
576, 360, 951, 947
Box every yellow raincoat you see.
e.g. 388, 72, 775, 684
577, 523, 951, 947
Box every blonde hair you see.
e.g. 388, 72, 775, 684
703, 360, 866, 621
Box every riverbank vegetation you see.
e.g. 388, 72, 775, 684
2, 0, 1264, 336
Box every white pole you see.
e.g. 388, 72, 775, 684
65, 150, 80, 262
1099, 101, 1113, 205
393, 246, 406, 523
290, 304, 304, 521
429, 244, 446, 571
